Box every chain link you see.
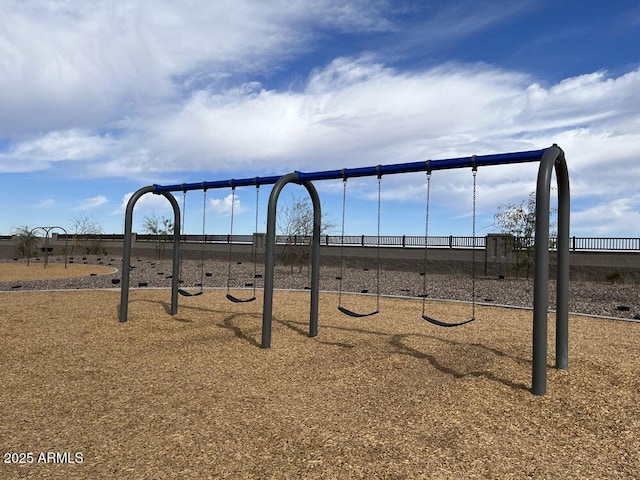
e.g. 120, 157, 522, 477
338, 179, 347, 305
422, 171, 431, 315
472, 167, 477, 320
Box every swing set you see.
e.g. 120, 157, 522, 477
176, 187, 206, 297
176, 184, 262, 302
225, 185, 260, 303
119, 145, 569, 395
336, 169, 382, 318
420, 159, 478, 327
335, 162, 478, 326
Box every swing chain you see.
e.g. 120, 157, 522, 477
227, 186, 237, 287
421, 161, 477, 326
176, 187, 205, 296
252, 185, 260, 293
338, 176, 347, 305
179, 188, 187, 281
471, 156, 477, 320
336, 172, 381, 317
422, 170, 432, 315
224, 185, 257, 303
376, 166, 381, 312
180, 187, 187, 237
199, 187, 207, 289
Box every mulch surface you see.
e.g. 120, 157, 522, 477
0, 263, 116, 282
1, 286, 639, 479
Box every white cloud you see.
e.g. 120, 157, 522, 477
120, 191, 174, 215
91, 60, 640, 218
34, 198, 56, 208
141, 61, 636, 175
9, 57, 639, 239
572, 197, 640, 236
75, 195, 107, 210
1, 2, 640, 236
95, 59, 529, 176
0, 129, 113, 172
207, 194, 245, 217
0, 0, 391, 136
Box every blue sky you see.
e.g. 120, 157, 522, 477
1, 0, 639, 237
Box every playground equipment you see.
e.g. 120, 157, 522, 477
177, 188, 206, 297
421, 161, 477, 327
28, 226, 69, 268
336, 171, 381, 318
225, 185, 260, 303
118, 145, 569, 396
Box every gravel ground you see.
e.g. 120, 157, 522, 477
2, 255, 639, 320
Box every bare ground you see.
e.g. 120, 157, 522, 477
1, 256, 639, 320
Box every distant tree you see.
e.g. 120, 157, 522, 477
493, 191, 556, 278
70, 214, 105, 255
142, 213, 174, 260
13, 226, 39, 258
277, 194, 335, 273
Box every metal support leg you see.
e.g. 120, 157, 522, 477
532, 145, 569, 395
262, 174, 321, 348
119, 187, 181, 322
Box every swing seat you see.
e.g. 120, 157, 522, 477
420, 166, 478, 328
224, 185, 260, 305
422, 314, 474, 328
338, 306, 379, 318
335, 175, 382, 319
178, 288, 203, 297
226, 293, 256, 303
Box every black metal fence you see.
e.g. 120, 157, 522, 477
142, 234, 640, 251
131, 234, 484, 248
567, 236, 640, 251
42, 233, 640, 251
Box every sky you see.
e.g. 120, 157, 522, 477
1, 0, 639, 238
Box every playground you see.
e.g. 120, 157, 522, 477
1, 262, 639, 478
1, 146, 638, 478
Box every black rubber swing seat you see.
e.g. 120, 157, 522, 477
338, 306, 379, 318
422, 314, 474, 328
223, 185, 260, 306
178, 289, 203, 297
225, 293, 256, 303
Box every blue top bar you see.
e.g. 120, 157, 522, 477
153, 148, 547, 193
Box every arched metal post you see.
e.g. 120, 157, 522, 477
262, 173, 321, 348
532, 145, 570, 395
119, 186, 182, 322
29, 226, 68, 268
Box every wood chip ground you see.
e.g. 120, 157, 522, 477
0, 266, 639, 479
